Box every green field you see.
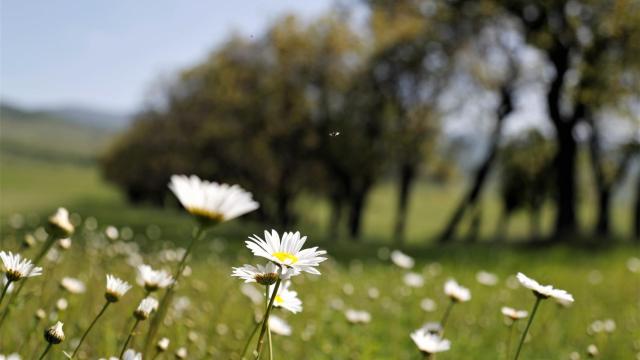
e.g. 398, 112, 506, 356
0, 114, 638, 359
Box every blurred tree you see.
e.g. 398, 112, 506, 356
496, 129, 555, 240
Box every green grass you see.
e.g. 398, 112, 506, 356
0, 131, 638, 359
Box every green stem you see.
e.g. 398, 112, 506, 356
0, 279, 12, 307
71, 301, 110, 358
239, 316, 262, 360
265, 286, 273, 360
37, 343, 52, 360
120, 319, 141, 358
440, 300, 455, 331
254, 278, 282, 359
505, 322, 514, 360
142, 226, 206, 356
0, 234, 56, 330
513, 297, 542, 360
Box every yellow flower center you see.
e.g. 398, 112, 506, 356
275, 295, 284, 304
272, 252, 298, 264
187, 207, 225, 223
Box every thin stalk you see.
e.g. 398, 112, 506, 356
440, 300, 455, 331
239, 316, 262, 360
513, 297, 542, 360
505, 322, 515, 360
0, 234, 57, 329
71, 301, 111, 358
0, 280, 12, 307
120, 319, 141, 358
254, 278, 282, 359
265, 286, 273, 360
143, 226, 206, 356
37, 343, 52, 360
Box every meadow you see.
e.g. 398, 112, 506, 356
0, 152, 638, 359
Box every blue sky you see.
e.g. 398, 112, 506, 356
1, 1, 333, 113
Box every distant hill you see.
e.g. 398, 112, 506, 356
0, 102, 125, 164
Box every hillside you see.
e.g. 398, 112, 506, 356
0, 103, 121, 164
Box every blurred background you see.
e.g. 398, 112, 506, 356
1, 0, 639, 246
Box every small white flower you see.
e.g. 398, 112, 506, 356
403, 272, 424, 288
137, 264, 173, 292
0, 353, 21, 360
105, 274, 131, 302
232, 262, 296, 285
156, 337, 170, 352
169, 174, 259, 223
516, 273, 574, 303
134, 296, 159, 320
60, 277, 86, 294
268, 315, 292, 336
390, 250, 414, 269
56, 298, 68, 311
57, 238, 72, 250
48, 208, 74, 237
0, 251, 43, 281
246, 230, 327, 275
44, 321, 65, 344
501, 306, 528, 320
268, 281, 302, 314
175, 347, 188, 359
122, 349, 142, 360
410, 328, 450, 354
344, 309, 372, 324
444, 279, 471, 302
419, 322, 443, 335
476, 271, 498, 286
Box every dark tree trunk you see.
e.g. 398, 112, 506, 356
394, 163, 416, 244
635, 176, 640, 241
595, 190, 611, 236
348, 186, 369, 241
276, 188, 293, 227
328, 193, 343, 239
438, 86, 513, 243
552, 127, 578, 238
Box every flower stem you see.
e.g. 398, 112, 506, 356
505, 322, 514, 360
254, 278, 282, 359
440, 300, 455, 331
119, 319, 141, 358
71, 301, 111, 358
513, 297, 542, 360
239, 316, 262, 360
37, 343, 52, 360
265, 286, 273, 360
0, 279, 12, 307
143, 226, 206, 356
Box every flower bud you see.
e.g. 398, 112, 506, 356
44, 321, 65, 344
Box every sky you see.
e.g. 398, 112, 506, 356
0, 1, 333, 113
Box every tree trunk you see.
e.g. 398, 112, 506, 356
595, 189, 611, 236
552, 127, 578, 239
327, 193, 343, 239
348, 186, 369, 241
393, 163, 416, 245
635, 176, 640, 241
438, 85, 513, 243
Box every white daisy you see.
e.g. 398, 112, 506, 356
169, 174, 259, 223
232, 262, 297, 285
60, 277, 86, 294
344, 309, 372, 324
444, 279, 471, 302
0, 354, 21, 360
44, 321, 65, 344
268, 281, 302, 314
122, 349, 142, 360
134, 296, 159, 320
245, 230, 327, 275
501, 306, 528, 320
137, 264, 173, 292
476, 271, 498, 286
105, 274, 132, 302
419, 322, 443, 335
48, 207, 74, 237
516, 272, 574, 303
390, 250, 414, 269
156, 337, 170, 352
403, 272, 424, 288
0, 251, 43, 281
268, 315, 292, 336
410, 328, 450, 354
